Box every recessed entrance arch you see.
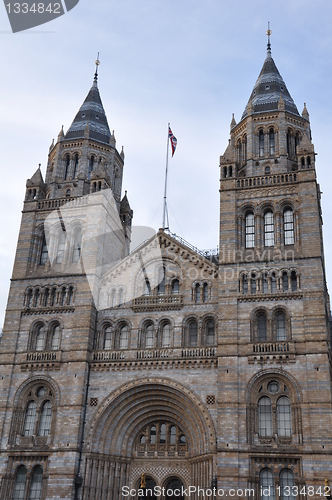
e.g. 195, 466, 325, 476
81, 377, 216, 500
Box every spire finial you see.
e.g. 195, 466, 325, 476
266, 22, 272, 56
94, 52, 100, 84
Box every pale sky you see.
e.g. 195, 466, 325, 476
1, 0, 332, 326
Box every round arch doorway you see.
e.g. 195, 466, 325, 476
164, 477, 185, 500
136, 476, 157, 499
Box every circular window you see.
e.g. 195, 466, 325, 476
268, 381, 279, 393
37, 387, 46, 397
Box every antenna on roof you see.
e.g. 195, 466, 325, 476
266, 22, 272, 55
94, 52, 100, 83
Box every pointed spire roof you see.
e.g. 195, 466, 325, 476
65, 58, 111, 144
242, 30, 299, 120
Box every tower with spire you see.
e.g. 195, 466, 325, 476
218, 27, 332, 492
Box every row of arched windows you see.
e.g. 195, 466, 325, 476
64, 153, 79, 180
136, 422, 187, 453
245, 208, 294, 248
29, 322, 62, 351
94, 317, 216, 351
24, 285, 75, 309
240, 270, 299, 295
260, 468, 296, 500
13, 465, 44, 500
251, 309, 290, 343
258, 128, 276, 158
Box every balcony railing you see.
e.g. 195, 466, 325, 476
237, 173, 297, 189
253, 342, 289, 354
132, 294, 183, 311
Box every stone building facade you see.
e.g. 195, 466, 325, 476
0, 40, 332, 499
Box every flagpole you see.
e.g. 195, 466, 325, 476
162, 122, 170, 230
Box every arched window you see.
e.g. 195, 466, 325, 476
67, 286, 74, 305
245, 212, 255, 248
88, 155, 95, 180
64, 155, 70, 180
295, 133, 299, 154
264, 211, 274, 246
157, 267, 165, 295
257, 312, 267, 341
56, 230, 66, 264
145, 323, 154, 348
276, 311, 286, 341
26, 289, 33, 308
188, 320, 198, 346
40, 234, 48, 265
260, 469, 275, 500
161, 323, 171, 348
29, 466, 43, 500
72, 228, 82, 263
206, 320, 215, 346
172, 279, 180, 294
251, 274, 256, 294
262, 273, 268, 293
269, 128, 275, 156
35, 325, 45, 351
283, 272, 288, 292
287, 130, 292, 156
243, 135, 247, 163
271, 272, 277, 293
259, 130, 264, 157
280, 470, 295, 500
291, 271, 297, 291
301, 157, 305, 168
73, 154, 79, 178
243, 275, 248, 294
307, 156, 311, 167
258, 397, 272, 436
150, 426, 156, 444
51, 325, 61, 350
13, 465, 27, 500
203, 283, 208, 302
118, 288, 124, 306
160, 423, 166, 443
42, 288, 49, 307
23, 401, 37, 436
60, 287, 66, 306
119, 325, 129, 349
284, 209, 294, 245
34, 289, 40, 307
170, 426, 176, 445
277, 397, 292, 436
195, 283, 201, 303
144, 279, 151, 296
38, 401, 52, 436
104, 326, 112, 349
50, 288, 56, 307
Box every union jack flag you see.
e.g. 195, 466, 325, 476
168, 126, 177, 157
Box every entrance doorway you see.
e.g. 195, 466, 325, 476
164, 478, 185, 500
